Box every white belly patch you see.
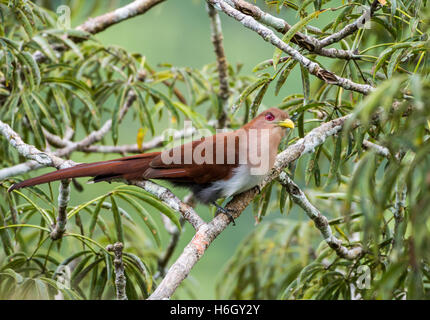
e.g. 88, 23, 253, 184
213, 165, 265, 199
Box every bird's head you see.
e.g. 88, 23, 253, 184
246, 107, 294, 132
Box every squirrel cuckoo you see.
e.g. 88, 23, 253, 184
8, 107, 294, 224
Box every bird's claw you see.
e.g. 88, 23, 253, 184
212, 202, 236, 226
255, 185, 262, 194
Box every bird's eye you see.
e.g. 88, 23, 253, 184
265, 112, 275, 121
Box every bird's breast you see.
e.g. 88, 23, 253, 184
214, 165, 266, 199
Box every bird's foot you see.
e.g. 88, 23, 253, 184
255, 185, 262, 194
212, 202, 236, 226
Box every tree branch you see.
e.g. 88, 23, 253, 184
33, 0, 167, 63
107, 242, 128, 300
278, 172, 362, 260
129, 180, 205, 231
317, 0, 381, 48
224, 0, 358, 60
207, 3, 230, 128
77, 0, 166, 34
0, 121, 75, 171
362, 139, 390, 157
50, 180, 71, 240
208, 0, 373, 95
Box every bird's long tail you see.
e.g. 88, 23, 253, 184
8, 152, 161, 192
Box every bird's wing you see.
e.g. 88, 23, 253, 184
144, 133, 240, 184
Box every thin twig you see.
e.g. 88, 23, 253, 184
107, 242, 128, 300
80, 125, 196, 155
50, 180, 71, 240
318, 0, 381, 48
362, 139, 390, 157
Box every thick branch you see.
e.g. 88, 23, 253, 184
225, 0, 357, 60
208, 0, 373, 95
0, 121, 75, 171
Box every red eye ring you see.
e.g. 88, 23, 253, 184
265, 112, 275, 121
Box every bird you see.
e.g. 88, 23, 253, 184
8, 107, 294, 224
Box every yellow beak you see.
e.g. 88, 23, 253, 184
277, 119, 295, 129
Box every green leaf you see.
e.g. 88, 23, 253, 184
300, 65, 310, 105
0, 211, 13, 256
325, 134, 342, 187
117, 194, 161, 247
103, 251, 113, 282
94, 267, 107, 299
88, 195, 107, 237
249, 81, 270, 119
44, 31, 83, 59
275, 59, 297, 96
132, 86, 155, 136
115, 186, 181, 231
67, 194, 108, 219
373, 42, 424, 80
112, 85, 129, 145
110, 196, 124, 244
0, 40, 14, 85
20, 51, 41, 87
30, 92, 59, 134
16, 8, 33, 38
136, 83, 180, 121
50, 87, 72, 130
42, 77, 99, 123
31, 35, 58, 62
173, 101, 211, 130
20, 94, 45, 149
231, 76, 271, 113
